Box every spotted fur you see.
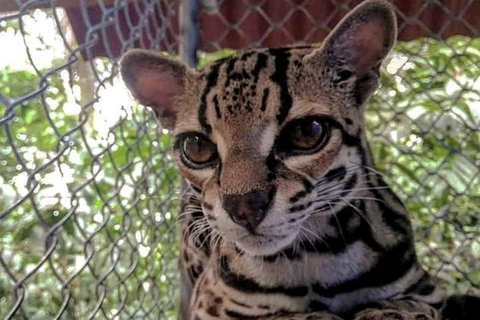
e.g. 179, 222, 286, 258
120, 1, 479, 320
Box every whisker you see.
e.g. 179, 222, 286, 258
299, 226, 332, 254
329, 201, 348, 250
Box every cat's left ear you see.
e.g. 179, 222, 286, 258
120, 49, 189, 130
307, 0, 397, 104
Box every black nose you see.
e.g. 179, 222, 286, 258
222, 187, 275, 231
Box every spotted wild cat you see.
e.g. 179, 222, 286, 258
120, 1, 479, 319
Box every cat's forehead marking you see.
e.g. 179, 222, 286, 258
198, 48, 312, 135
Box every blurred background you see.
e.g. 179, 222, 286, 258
0, 0, 479, 319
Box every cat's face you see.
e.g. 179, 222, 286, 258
121, 0, 396, 256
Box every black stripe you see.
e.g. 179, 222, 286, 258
309, 300, 328, 311
289, 190, 308, 203
213, 94, 221, 119
269, 48, 292, 124
324, 166, 347, 182
403, 271, 436, 296
343, 132, 361, 147
225, 309, 284, 319
312, 238, 415, 297
240, 52, 255, 61
199, 63, 221, 134
225, 310, 250, 319
338, 172, 357, 198
230, 299, 252, 308
260, 88, 269, 112
251, 53, 267, 83
226, 57, 238, 75
303, 179, 314, 193
263, 245, 302, 262
288, 201, 313, 213
219, 256, 308, 297
266, 151, 279, 174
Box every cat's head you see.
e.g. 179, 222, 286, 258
120, 0, 396, 256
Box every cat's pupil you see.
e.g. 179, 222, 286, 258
183, 135, 216, 164
290, 120, 323, 149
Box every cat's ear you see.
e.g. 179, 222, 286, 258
308, 0, 396, 104
120, 49, 188, 130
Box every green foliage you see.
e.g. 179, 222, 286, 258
368, 36, 480, 294
0, 13, 180, 320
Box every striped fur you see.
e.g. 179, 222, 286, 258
120, 1, 478, 320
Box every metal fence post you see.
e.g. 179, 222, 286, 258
179, 0, 200, 68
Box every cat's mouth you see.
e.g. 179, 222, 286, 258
233, 229, 299, 256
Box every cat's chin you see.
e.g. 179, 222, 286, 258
233, 231, 299, 256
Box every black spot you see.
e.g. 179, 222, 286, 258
203, 202, 213, 210
206, 306, 219, 317
338, 69, 353, 82
227, 105, 235, 116
345, 118, 353, 125
260, 88, 270, 112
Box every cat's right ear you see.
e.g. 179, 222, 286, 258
120, 49, 187, 130
306, 0, 396, 105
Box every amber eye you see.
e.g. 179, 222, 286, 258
180, 134, 218, 168
280, 118, 330, 153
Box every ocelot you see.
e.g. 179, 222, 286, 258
120, 1, 479, 319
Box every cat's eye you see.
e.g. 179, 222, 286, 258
180, 133, 218, 168
280, 117, 330, 154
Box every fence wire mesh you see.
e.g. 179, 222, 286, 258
0, 0, 479, 319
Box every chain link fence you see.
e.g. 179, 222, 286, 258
0, 0, 479, 319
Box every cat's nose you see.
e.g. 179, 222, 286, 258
222, 187, 275, 232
